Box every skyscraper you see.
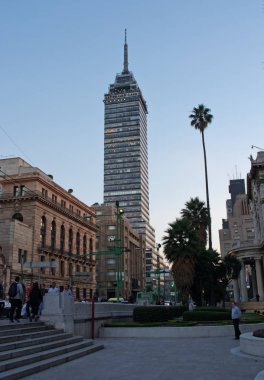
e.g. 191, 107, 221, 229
103, 32, 155, 253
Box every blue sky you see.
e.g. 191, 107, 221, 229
0, 0, 263, 251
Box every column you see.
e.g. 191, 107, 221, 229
251, 266, 257, 299
239, 261, 248, 302
255, 257, 264, 301
232, 279, 240, 303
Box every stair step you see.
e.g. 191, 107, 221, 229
0, 344, 104, 380
0, 328, 63, 344
0, 333, 72, 353
0, 326, 50, 337
0, 336, 85, 361
0, 340, 95, 371
0, 322, 44, 332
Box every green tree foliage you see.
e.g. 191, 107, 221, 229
189, 104, 213, 250
163, 218, 201, 306
181, 197, 208, 249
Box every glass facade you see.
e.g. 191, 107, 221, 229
103, 37, 155, 250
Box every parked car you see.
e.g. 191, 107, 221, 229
107, 297, 127, 303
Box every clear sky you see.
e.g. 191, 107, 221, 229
0, 0, 263, 252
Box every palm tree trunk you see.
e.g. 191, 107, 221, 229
201, 130, 212, 250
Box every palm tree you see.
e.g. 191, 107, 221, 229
162, 218, 200, 305
181, 197, 208, 249
189, 104, 213, 250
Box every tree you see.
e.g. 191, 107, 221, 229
162, 218, 200, 306
189, 104, 213, 250
181, 197, 208, 249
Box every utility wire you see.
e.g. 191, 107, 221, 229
0, 124, 35, 165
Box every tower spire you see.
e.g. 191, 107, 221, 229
123, 29, 129, 74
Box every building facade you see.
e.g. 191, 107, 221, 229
103, 33, 157, 288
219, 179, 255, 257
0, 158, 97, 299
92, 203, 146, 301
219, 153, 264, 302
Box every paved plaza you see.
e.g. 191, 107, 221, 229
22, 335, 264, 380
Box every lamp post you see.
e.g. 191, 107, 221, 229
156, 244, 161, 304
115, 201, 124, 302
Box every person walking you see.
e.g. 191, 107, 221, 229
63, 285, 73, 296
231, 301, 241, 340
28, 282, 42, 322
8, 276, 24, 323
48, 281, 59, 294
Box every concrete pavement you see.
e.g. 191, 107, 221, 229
22, 335, 264, 380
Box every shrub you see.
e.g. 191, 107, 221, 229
253, 329, 264, 338
183, 310, 230, 321
195, 307, 228, 313
133, 306, 169, 323
166, 306, 188, 320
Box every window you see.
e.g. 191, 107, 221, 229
69, 228, 73, 254
69, 205, 74, 212
42, 188, 48, 198
77, 209, 81, 216
18, 249, 27, 264
60, 261, 65, 277
40, 255, 45, 274
61, 200, 66, 208
83, 288, 87, 300
60, 225, 65, 253
51, 259, 56, 276
83, 235, 87, 256
12, 213, 23, 222
76, 232, 80, 255
52, 194, 57, 203
51, 220, 56, 250
89, 238, 93, 259
40, 216, 46, 247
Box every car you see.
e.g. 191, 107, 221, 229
107, 297, 127, 303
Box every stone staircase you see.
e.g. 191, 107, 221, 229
0, 322, 104, 379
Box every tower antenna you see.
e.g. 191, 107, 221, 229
123, 29, 129, 74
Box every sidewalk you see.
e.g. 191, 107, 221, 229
22, 336, 264, 380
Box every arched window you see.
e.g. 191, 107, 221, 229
76, 232, 80, 255
83, 235, 87, 256
40, 216, 46, 247
12, 213, 23, 222
60, 225, 65, 253
51, 220, 56, 250
69, 228, 73, 255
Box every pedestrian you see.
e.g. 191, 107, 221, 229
231, 301, 241, 340
256, 294, 260, 302
8, 276, 24, 323
63, 285, 73, 296
48, 281, 59, 294
0, 281, 4, 300
28, 282, 42, 322
38, 284, 47, 316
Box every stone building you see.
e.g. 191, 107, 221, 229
92, 203, 146, 301
219, 152, 264, 302
0, 157, 97, 299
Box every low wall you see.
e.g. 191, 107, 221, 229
99, 323, 264, 339
40, 293, 135, 338
73, 302, 135, 338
